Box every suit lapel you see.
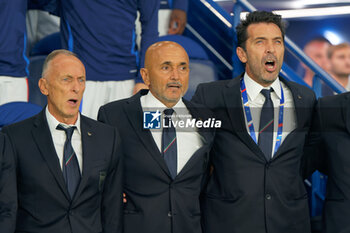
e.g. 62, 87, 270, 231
31, 110, 70, 200
272, 78, 306, 159
283, 79, 303, 130
73, 116, 95, 201
183, 99, 214, 145
124, 92, 172, 178
223, 76, 265, 161
176, 100, 215, 177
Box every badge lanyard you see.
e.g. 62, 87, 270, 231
240, 78, 285, 155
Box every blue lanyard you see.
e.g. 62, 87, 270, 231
240, 78, 285, 155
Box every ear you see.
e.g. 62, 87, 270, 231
38, 78, 49, 96
140, 68, 150, 86
236, 47, 248, 63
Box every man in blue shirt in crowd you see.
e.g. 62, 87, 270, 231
0, 0, 30, 105
45, 0, 159, 119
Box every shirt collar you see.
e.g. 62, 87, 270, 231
142, 91, 186, 115
46, 107, 81, 135
243, 73, 282, 101
346, 76, 350, 90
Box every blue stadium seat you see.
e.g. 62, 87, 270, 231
158, 35, 209, 60
305, 171, 327, 232
157, 35, 218, 100
28, 32, 61, 107
310, 171, 327, 216
0, 102, 42, 129
28, 55, 47, 107
30, 32, 61, 56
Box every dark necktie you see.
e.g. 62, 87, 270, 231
56, 124, 81, 199
162, 108, 177, 179
258, 89, 274, 161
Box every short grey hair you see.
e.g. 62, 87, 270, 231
41, 49, 79, 78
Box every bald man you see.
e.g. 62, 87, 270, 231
2, 49, 123, 233
98, 41, 216, 233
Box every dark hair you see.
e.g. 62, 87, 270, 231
236, 11, 286, 50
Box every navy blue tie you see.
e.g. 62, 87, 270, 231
56, 124, 81, 199
162, 109, 177, 179
258, 89, 274, 161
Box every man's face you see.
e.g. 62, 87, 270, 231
39, 54, 86, 124
304, 41, 331, 72
237, 23, 284, 86
330, 47, 350, 78
141, 43, 189, 107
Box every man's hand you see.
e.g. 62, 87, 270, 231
168, 9, 187, 35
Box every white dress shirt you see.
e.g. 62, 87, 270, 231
141, 91, 203, 174
46, 107, 83, 173
242, 73, 297, 158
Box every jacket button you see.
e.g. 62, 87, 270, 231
168, 211, 172, 217
266, 194, 271, 200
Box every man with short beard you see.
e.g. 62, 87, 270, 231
98, 41, 215, 233
192, 11, 315, 233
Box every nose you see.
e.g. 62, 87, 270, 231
170, 67, 180, 80
72, 78, 82, 93
266, 41, 275, 54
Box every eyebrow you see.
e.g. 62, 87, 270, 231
161, 61, 188, 66
62, 74, 74, 78
254, 36, 283, 40
62, 74, 85, 79
162, 61, 172, 66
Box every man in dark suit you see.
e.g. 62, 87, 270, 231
0, 132, 16, 233
98, 41, 215, 233
2, 49, 123, 233
307, 92, 350, 233
192, 11, 316, 233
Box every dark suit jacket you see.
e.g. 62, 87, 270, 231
2, 110, 123, 233
309, 92, 350, 233
192, 75, 316, 233
98, 90, 215, 233
0, 132, 17, 233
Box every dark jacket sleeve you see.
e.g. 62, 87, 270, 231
136, 0, 160, 83
302, 98, 327, 179
0, 132, 17, 233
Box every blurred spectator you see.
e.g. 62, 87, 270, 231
166, 0, 188, 35
136, 0, 188, 48
322, 42, 350, 96
329, 43, 350, 88
46, 0, 160, 119
303, 37, 331, 87
0, 1, 29, 105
